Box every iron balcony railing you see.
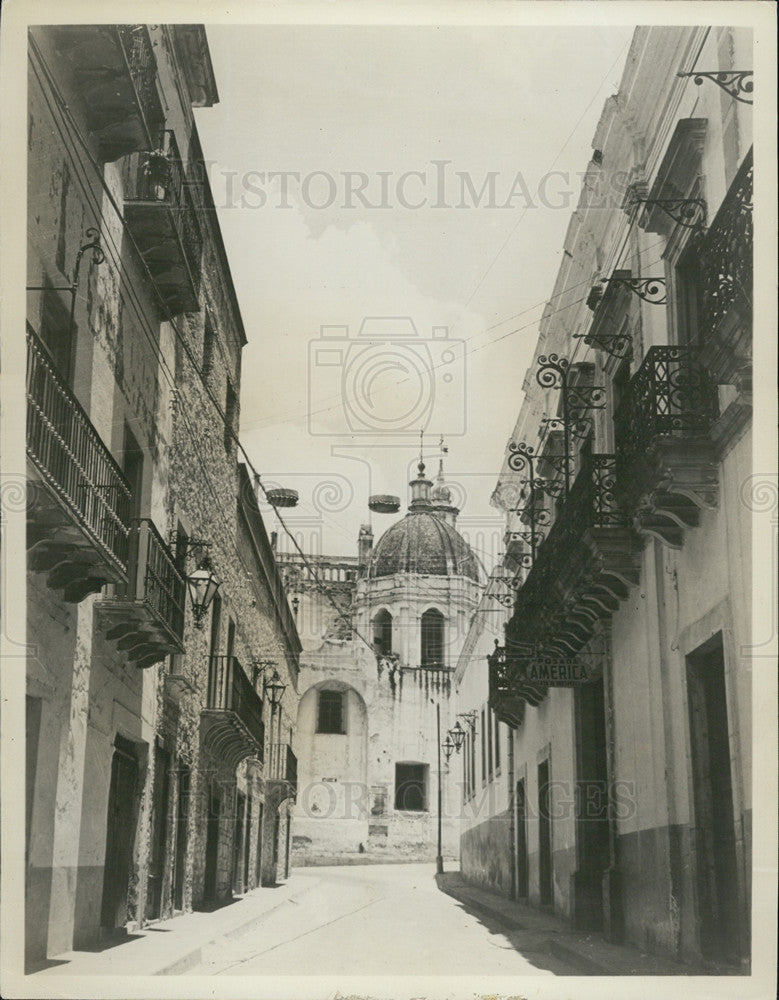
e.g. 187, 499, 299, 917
512, 454, 630, 630
697, 148, 753, 338
116, 25, 163, 143
123, 129, 203, 298
26, 323, 132, 573
207, 656, 266, 756
125, 519, 187, 641
614, 346, 719, 466
271, 743, 298, 785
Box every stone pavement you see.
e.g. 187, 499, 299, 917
29, 876, 322, 979
436, 871, 699, 976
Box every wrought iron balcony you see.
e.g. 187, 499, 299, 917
270, 743, 298, 785
488, 643, 530, 729
123, 131, 203, 315
696, 149, 752, 384
614, 346, 719, 547
26, 323, 132, 602
44, 26, 164, 161
201, 656, 266, 769
98, 519, 187, 668
505, 454, 638, 666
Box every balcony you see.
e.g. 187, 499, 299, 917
26, 323, 132, 602
504, 454, 638, 664
615, 346, 720, 547
98, 519, 186, 668
123, 131, 203, 315
201, 656, 266, 769
265, 742, 298, 806
697, 149, 753, 385
45, 26, 164, 161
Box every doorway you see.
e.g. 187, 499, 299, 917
515, 778, 529, 898
686, 634, 744, 962
233, 792, 246, 894
146, 741, 171, 920
172, 766, 190, 910
255, 802, 264, 886
203, 786, 221, 902
573, 678, 611, 930
100, 737, 139, 929
537, 759, 553, 906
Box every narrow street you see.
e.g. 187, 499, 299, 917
188, 864, 578, 976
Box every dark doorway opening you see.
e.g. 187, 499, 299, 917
538, 759, 553, 906
515, 778, 529, 899
203, 787, 221, 902
394, 763, 428, 811
146, 741, 171, 920
255, 802, 264, 885
233, 792, 246, 894
686, 633, 745, 963
100, 736, 139, 929
573, 677, 611, 930
173, 766, 190, 911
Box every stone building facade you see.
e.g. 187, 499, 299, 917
457, 25, 753, 971
24, 23, 299, 967
281, 458, 484, 864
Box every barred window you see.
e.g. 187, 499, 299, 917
317, 690, 344, 734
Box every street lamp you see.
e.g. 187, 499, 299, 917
264, 669, 287, 779
186, 554, 221, 628
264, 668, 286, 708
449, 721, 465, 752
442, 735, 455, 763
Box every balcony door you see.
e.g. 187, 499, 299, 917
122, 424, 144, 521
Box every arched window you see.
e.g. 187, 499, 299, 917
420, 608, 445, 668
372, 609, 392, 654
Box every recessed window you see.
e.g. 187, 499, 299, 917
372, 609, 392, 654
394, 763, 428, 812
420, 608, 445, 668
317, 690, 344, 734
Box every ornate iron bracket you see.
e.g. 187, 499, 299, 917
541, 415, 592, 440
574, 326, 633, 360
630, 196, 707, 232
536, 354, 606, 496
605, 276, 667, 305
677, 70, 753, 105
506, 440, 551, 564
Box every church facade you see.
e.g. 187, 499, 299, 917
279, 460, 484, 864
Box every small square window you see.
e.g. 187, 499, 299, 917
394, 763, 428, 811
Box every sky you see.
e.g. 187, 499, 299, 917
194, 23, 634, 569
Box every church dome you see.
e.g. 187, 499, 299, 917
367, 511, 480, 581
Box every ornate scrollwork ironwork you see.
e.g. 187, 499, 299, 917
534, 355, 606, 497
697, 148, 753, 337
614, 346, 719, 464
487, 592, 515, 608
575, 326, 633, 360
606, 276, 667, 305
542, 415, 593, 440
507, 439, 536, 473
677, 70, 753, 105
630, 196, 707, 232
